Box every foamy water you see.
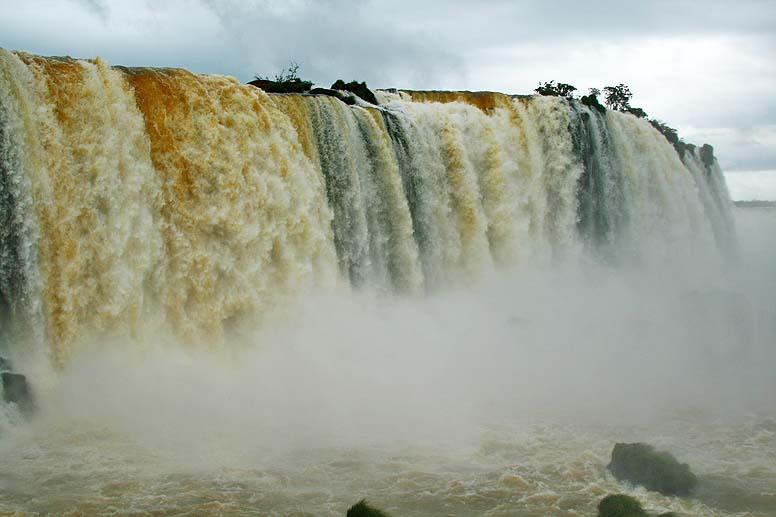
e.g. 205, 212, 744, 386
1, 209, 774, 515
2, 413, 775, 515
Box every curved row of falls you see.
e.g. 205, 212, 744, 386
0, 50, 735, 366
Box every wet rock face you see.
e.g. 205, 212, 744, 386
2, 371, 34, 416
0, 355, 35, 417
580, 93, 606, 113
308, 88, 356, 105
700, 144, 715, 169
608, 443, 698, 496
330, 80, 379, 105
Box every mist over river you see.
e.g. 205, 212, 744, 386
0, 207, 773, 516
0, 50, 774, 515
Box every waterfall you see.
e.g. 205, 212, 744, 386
0, 51, 734, 365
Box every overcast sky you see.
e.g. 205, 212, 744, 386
2, 0, 775, 197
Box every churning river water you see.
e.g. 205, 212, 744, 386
1, 207, 774, 516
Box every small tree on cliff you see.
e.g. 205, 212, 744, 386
601, 84, 649, 118
603, 84, 633, 111
535, 81, 577, 98
256, 61, 309, 84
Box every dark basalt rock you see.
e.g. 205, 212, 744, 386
581, 93, 606, 113
247, 78, 313, 94
346, 499, 390, 517
309, 87, 356, 106
2, 371, 35, 416
625, 106, 648, 119
331, 80, 379, 105
647, 120, 691, 159
700, 143, 715, 169
608, 443, 697, 496
598, 494, 647, 517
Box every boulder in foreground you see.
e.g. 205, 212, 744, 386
2, 371, 35, 416
608, 443, 697, 496
346, 499, 390, 517
598, 494, 647, 517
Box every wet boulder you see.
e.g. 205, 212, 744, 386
330, 80, 379, 105
598, 494, 647, 517
309, 88, 356, 106
608, 443, 697, 496
581, 93, 606, 113
247, 78, 313, 94
1, 371, 34, 416
346, 499, 390, 517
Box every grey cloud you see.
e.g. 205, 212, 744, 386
684, 125, 776, 172
194, 0, 465, 87
77, 0, 110, 19
369, 0, 776, 49
0, 0, 773, 171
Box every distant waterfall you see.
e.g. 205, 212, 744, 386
0, 51, 734, 365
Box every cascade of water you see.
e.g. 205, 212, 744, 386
0, 53, 734, 365
683, 146, 737, 254
350, 107, 422, 293
0, 52, 339, 363
605, 111, 716, 263
569, 101, 624, 254
0, 50, 54, 359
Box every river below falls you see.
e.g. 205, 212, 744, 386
1, 413, 775, 515
0, 208, 774, 516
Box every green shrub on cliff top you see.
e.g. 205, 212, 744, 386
535, 80, 577, 98
249, 62, 313, 93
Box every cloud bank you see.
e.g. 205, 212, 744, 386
1, 0, 774, 190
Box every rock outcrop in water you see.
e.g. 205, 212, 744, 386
580, 92, 606, 113
700, 144, 715, 169
608, 443, 697, 496
0, 356, 34, 416
247, 77, 313, 93
346, 499, 390, 517
1, 372, 33, 415
598, 494, 647, 517
309, 87, 357, 105
597, 494, 680, 516
331, 80, 378, 105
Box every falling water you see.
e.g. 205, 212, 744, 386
0, 51, 735, 362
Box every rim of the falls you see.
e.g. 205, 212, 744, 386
0, 50, 736, 367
